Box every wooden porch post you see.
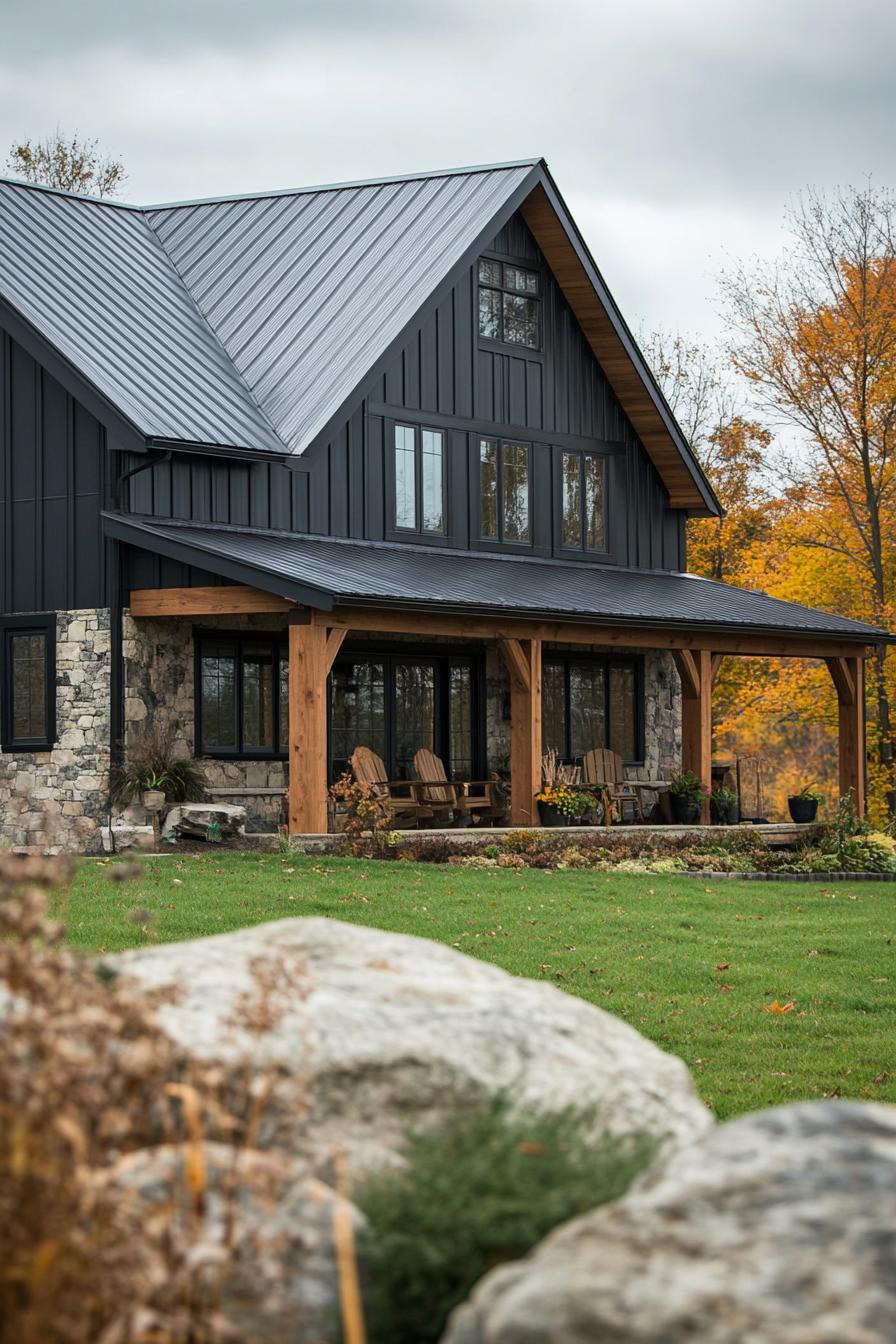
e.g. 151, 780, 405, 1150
674, 648, 712, 824
500, 637, 542, 826
826, 655, 866, 817
287, 617, 329, 834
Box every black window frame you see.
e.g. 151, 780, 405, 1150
386, 420, 450, 543
542, 653, 644, 766
1, 613, 56, 752
477, 253, 542, 352
195, 631, 288, 760
477, 435, 534, 548
554, 447, 610, 557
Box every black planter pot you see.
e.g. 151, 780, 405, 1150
670, 795, 702, 825
710, 800, 738, 825
788, 796, 819, 824
538, 801, 567, 827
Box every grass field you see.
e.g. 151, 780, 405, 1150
62, 852, 896, 1120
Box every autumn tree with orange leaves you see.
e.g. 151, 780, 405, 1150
722, 184, 896, 819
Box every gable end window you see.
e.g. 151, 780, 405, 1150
393, 424, 446, 535
197, 633, 289, 757
478, 259, 540, 349
1, 615, 56, 751
480, 438, 531, 544
560, 450, 607, 552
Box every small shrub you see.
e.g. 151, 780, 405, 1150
110, 723, 207, 806
329, 772, 391, 855
358, 1095, 654, 1344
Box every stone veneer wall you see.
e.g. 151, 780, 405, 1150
123, 614, 681, 831
0, 609, 111, 854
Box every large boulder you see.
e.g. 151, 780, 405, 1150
109, 1142, 360, 1342
442, 1100, 896, 1344
104, 917, 711, 1182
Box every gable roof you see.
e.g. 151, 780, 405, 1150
0, 160, 719, 512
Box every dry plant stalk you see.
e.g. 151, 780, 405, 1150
0, 854, 294, 1344
541, 749, 579, 788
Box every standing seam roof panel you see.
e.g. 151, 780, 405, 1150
0, 182, 285, 451
145, 164, 536, 452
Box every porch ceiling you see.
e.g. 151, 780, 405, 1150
104, 512, 891, 645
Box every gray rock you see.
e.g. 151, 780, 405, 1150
442, 1100, 896, 1344
161, 802, 247, 841
110, 1141, 361, 1342
103, 917, 711, 1185
102, 819, 155, 852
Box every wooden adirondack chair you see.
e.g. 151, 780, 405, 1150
349, 746, 433, 827
413, 748, 505, 826
581, 748, 669, 824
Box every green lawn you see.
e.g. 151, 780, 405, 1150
62, 853, 896, 1120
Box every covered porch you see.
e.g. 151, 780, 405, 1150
127, 583, 870, 833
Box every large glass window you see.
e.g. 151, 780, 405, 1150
561, 451, 606, 552
478, 259, 540, 348
197, 634, 287, 756
480, 438, 531, 543
542, 656, 642, 763
330, 652, 481, 783
2, 617, 55, 750
393, 424, 445, 535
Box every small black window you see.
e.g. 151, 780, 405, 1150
478, 259, 540, 348
542, 656, 642, 763
560, 450, 607, 552
197, 633, 288, 756
480, 437, 531, 543
1, 615, 56, 751
393, 424, 446, 535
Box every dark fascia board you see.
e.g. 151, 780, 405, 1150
146, 437, 303, 469
533, 163, 722, 517
0, 294, 148, 456
295, 162, 546, 467
101, 512, 335, 610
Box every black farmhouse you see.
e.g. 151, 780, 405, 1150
0, 158, 887, 850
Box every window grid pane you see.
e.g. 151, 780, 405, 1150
330, 661, 386, 775
242, 642, 275, 751
480, 439, 499, 538
561, 452, 582, 547
11, 633, 47, 740
478, 286, 501, 339
478, 259, 502, 286
569, 663, 606, 758
584, 455, 606, 550
393, 663, 436, 779
503, 264, 538, 294
501, 441, 530, 542
201, 641, 238, 750
448, 662, 473, 779
278, 652, 289, 752
541, 662, 567, 757
421, 430, 444, 533
609, 664, 637, 761
394, 425, 417, 529
502, 293, 538, 347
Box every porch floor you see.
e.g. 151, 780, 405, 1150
275, 822, 813, 850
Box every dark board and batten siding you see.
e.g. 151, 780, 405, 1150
122, 209, 686, 577
0, 327, 108, 612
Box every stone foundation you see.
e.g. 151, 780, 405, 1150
0, 609, 111, 854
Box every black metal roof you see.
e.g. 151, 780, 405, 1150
104, 513, 889, 643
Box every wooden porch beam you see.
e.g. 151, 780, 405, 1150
287, 621, 329, 834
710, 653, 725, 686
826, 654, 866, 815
679, 647, 712, 824
325, 627, 348, 675
499, 638, 542, 826
320, 606, 870, 660
130, 584, 295, 617
671, 649, 701, 700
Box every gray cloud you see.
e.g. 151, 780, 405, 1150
1, 0, 895, 339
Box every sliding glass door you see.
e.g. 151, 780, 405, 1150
329, 650, 483, 782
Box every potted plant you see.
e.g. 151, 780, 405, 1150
788, 784, 823, 823
710, 786, 738, 825
668, 770, 707, 824
110, 724, 208, 810
536, 783, 589, 826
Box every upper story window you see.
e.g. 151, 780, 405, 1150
480, 438, 531, 544
393, 424, 445, 535
477, 259, 540, 349
560, 450, 607, 553
1, 615, 56, 751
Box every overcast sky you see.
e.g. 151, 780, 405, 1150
2, 0, 895, 345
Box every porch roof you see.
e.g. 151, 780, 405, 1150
105, 512, 891, 644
